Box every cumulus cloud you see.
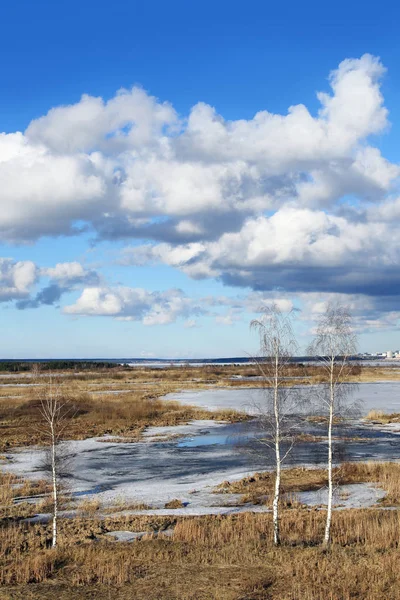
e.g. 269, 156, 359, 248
63, 287, 206, 325
62, 285, 297, 326
298, 292, 400, 335
41, 261, 100, 287
25, 87, 178, 153
0, 53, 395, 249
124, 205, 400, 295
0, 54, 399, 333
0, 259, 37, 301
15, 261, 101, 310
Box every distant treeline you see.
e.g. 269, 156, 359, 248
0, 361, 120, 372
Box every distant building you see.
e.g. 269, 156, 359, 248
386, 350, 393, 359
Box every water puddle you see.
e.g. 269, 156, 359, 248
165, 382, 400, 416
178, 422, 257, 447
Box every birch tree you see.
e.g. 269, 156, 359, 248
308, 303, 357, 548
250, 305, 300, 546
37, 380, 74, 548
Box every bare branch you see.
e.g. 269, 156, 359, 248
35, 377, 76, 548
308, 301, 359, 548
250, 303, 305, 546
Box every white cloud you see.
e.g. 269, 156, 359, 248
62, 285, 299, 328
25, 87, 178, 153
298, 292, 400, 335
41, 261, 100, 286
184, 319, 198, 328
0, 258, 98, 306
10, 260, 101, 310
63, 286, 205, 325
0, 259, 37, 301
0, 54, 395, 247
215, 313, 238, 326
317, 55, 387, 143
124, 206, 398, 294
0, 54, 399, 335
43, 262, 86, 280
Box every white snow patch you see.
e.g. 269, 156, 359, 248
366, 422, 400, 435
164, 382, 400, 416
2, 429, 262, 514
293, 483, 385, 508
142, 419, 226, 442
105, 530, 149, 542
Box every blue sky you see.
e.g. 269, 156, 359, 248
0, 0, 400, 357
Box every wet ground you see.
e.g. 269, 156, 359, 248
178, 418, 400, 464
164, 382, 400, 416
4, 412, 400, 513
4, 383, 400, 513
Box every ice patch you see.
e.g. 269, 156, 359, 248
3, 427, 266, 514
142, 419, 226, 442
293, 483, 385, 508
164, 382, 400, 417
105, 530, 149, 542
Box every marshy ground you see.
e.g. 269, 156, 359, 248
2, 362, 400, 599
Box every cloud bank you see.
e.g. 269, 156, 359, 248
0, 54, 399, 332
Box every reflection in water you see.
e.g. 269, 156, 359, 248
5, 413, 400, 508
178, 418, 400, 467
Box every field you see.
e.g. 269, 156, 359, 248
0, 364, 253, 452
1, 362, 400, 599
1, 361, 399, 452
2, 480, 400, 599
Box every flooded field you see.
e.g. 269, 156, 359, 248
164, 382, 400, 416
4, 381, 400, 514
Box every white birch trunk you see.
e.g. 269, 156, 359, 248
273, 352, 281, 546
50, 424, 57, 548
323, 360, 334, 548
273, 437, 281, 546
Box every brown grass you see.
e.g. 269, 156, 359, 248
77, 498, 101, 517
366, 409, 400, 424
0, 384, 248, 452
103, 501, 152, 513
215, 462, 400, 507
0, 471, 53, 519
1, 362, 399, 453
2, 365, 400, 598
2, 508, 400, 598
164, 499, 185, 509
2, 463, 400, 598
216, 467, 330, 505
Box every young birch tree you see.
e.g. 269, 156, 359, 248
308, 303, 357, 549
37, 380, 74, 548
251, 305, 300, 547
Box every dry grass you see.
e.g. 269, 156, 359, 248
366, 409, 400, 424
0, 471, 53, 519
350, 365, 400, 382
164, 499, 185, 509
306, 415, 344, 425
2, 508, 400, 598
2, 365, 400, 598
215, 462, 400, 507
77, 498, 101, 517
294, 433, 325, 442
103, 501, 152, 513
1, 463, 400, 598
1, 362, 399, 453
0, 384, 248, 451
216, 467, 330, 505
